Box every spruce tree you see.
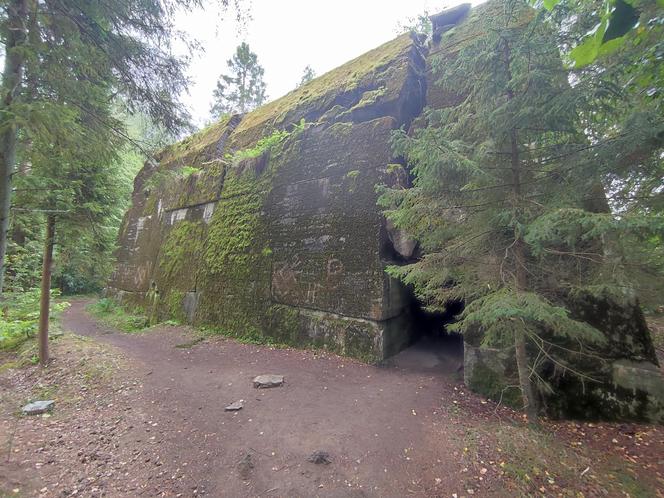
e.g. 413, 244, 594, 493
0, 0, 226, 294
297, 65, 316, 88
379, 0, 663, 421
211, 42, 267, 117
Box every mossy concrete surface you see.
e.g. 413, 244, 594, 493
108, 26, 427, 362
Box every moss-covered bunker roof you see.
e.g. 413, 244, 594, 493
155, 114, 233, 168
232, 34, 414, 136
154, 33, 415, 168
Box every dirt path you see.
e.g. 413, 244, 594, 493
41, 300, 477, 497
3, 300, 664, 498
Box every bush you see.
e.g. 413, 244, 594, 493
87, 298, 150, 332
0, 288, 69, 350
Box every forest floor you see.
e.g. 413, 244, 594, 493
1, 299, 663, 498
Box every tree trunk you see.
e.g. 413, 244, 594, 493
38, 215, 55, 367
504, 36, 539, 424
514, 321, 538, 422
511, 129, 539, 424
0, 0, 29, 295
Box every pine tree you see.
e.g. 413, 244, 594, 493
297, 65, 316, 88
379, 0, 663, 421
211, 42, 267, 117
546, 0, 664, 307
0, 0, 224, 294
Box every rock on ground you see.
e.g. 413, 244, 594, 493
225, 400, 244, 411
22, 400, 54, 415
253, 374, 284, 388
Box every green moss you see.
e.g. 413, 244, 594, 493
144, 168, 178, 191
203, 175, 265, 271
159, 221, 205, 284
265, 304, 302, 344
193, 132, 296, 335
157, 115, 233, 166
344, 170, 361, 193
232, 34, 413, 142
180, 165, 201, 178
87, 298, 150, 333
351, 86, 387, 110
326, 121, 354, 139
264, 305, 380, 363
143, 194, 158, 215
386, 163, 404, 174
230, 128, 291, 164
164, 289, 185, 321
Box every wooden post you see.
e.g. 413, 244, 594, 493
38, 214, 55, 367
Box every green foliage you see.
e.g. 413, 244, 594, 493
451, 290, 607, 347
297, 65, 317, 88
232, 34, 412, 142
231, 128, 291, 164
380, 0, 663, 409
87, 298, 150, 333
180, 165, 201, 178
159, 221, 205, 283
536, 0, 664, 304
200, 324, 282, 347
7, 105, 143, 295
211, 42, 267, 118
4, 238, 42, 292
0, 289, 69, 350
0, 0, 227, 295
538, 0, 660, 68
396, 9, 433, 35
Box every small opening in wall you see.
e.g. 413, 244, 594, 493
389, 295, 464, 373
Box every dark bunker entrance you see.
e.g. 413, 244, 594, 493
390, 297, 465, 374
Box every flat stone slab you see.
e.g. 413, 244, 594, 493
253, 374, 284, 389
225, 400, 244, 411
22, 400, 55, 415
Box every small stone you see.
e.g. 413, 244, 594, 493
225, 400, 244, 411
253, 375, 284, 389
22, 400, 55, 416
307, 451, 332, 465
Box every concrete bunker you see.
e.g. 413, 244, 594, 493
108, 1, 664, 422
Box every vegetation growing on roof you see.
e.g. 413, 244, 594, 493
232, 34, 413, 138
229, 129, 291, 164
157, 115, 233, 166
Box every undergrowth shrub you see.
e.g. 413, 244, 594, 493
0, 289, 69, 351
87, 298, 150, 332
